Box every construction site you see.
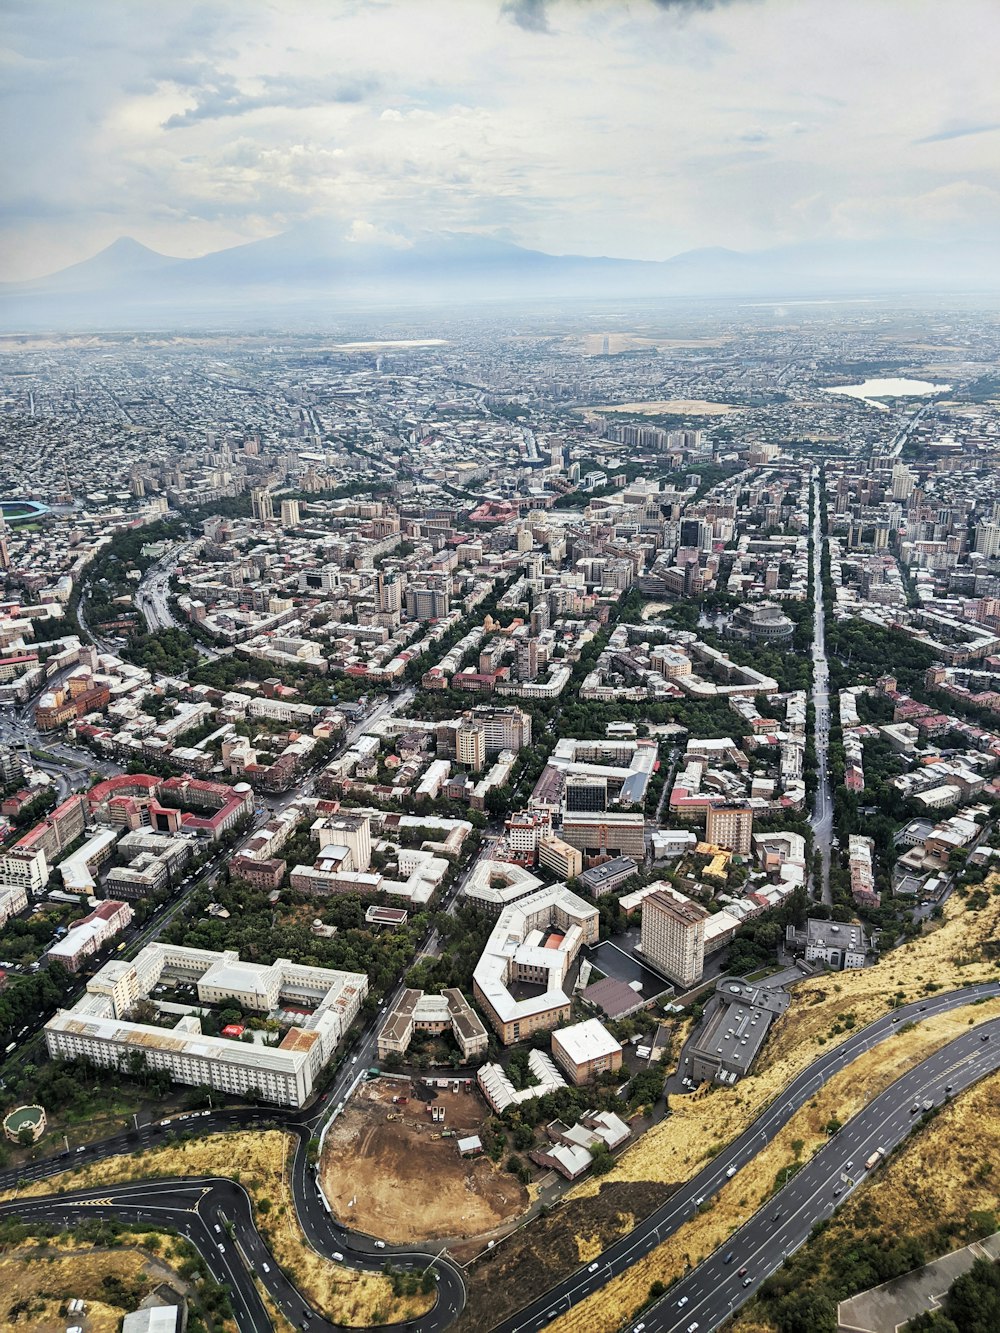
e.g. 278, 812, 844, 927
319, 1075, 529, 1244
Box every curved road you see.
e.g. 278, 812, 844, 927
492, 981, 1000, 1333
2, 985, 996, 1332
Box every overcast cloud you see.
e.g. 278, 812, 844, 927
1, 0, 999, 279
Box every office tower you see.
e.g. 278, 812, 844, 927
679, 518, 704, 549
563, 773, 608, 813
129, 472, 146, 499
251, 488, 274, 522
280, 499, 301, 527
0, 509, 9, 573
705, 802, 754, 855
640, 889, 708, 987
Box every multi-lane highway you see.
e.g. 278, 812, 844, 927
492, 982, 1000, 1333
623, 1017, 1000, 1333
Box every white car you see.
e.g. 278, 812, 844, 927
374, 1240, 386, 1249
678, 1295, 689, 1307
333, 1252, 344, 1263
588, 1261, 599, 1272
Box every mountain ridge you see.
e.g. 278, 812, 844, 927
4, 225, 1000, 326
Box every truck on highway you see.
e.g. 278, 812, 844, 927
864, 1147, 885, 1170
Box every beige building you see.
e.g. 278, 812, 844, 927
45, 944, 367, 1108
640, 887, 708, 988
560, 810, 646, 860
376, 987, 488, 1062
551, 1018, 623, 1085
538, 834, 583, 880
705, 802, 753, 855
313, 812, 372, 873
455, 719, 487, 772
473, 883, 599, 1045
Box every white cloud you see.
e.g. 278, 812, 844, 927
2, 0, 1000, 278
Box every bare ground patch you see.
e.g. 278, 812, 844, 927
321, 1079, 527, 1244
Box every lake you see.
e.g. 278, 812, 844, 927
821, 377, 951, 411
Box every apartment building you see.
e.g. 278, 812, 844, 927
705, 802, 754, 855
640, 887, 708, 988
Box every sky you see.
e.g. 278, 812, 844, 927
2, 0, 1000, 280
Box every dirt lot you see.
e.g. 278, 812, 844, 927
321, 1077, 528, 1244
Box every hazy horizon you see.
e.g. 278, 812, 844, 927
4, 0, 1000, 289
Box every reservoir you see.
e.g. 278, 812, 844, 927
821, 377, 951, 411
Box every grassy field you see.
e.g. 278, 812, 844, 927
0, 1235, 191, 1333
0, 1131, 435, 1328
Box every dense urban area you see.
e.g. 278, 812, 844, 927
0, 303, 999, 1333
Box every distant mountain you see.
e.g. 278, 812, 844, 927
13, 237, 181, 296
3, 224, 1000, 327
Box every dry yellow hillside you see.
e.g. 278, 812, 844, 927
0, 1131, 434, 1329
731, 1065, 1000, 1332
571, 881, 1000, 1202
0, 1238, 191, 1333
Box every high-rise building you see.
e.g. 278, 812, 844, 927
975, 521, 1000, 559
455, 719, 487, 772
516, 637, 539, 681
405, 585, 449, 620
376, 571, 402, 615
530, 603, 549, 636
563, 774, 607, 813
891, 465, 915, 502
640, 888, 708, 987
280, 498, 301, 527
559, 810, 645, 860
705, 802, 754, 855
251, 488, 274, 522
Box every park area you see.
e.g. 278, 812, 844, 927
320, 1076, 528, 1244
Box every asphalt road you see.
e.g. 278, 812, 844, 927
3, 984, 996, 1333
622, 1017, 1000, 1333
491, 981, 1000, 1333
809, 469, 833, 906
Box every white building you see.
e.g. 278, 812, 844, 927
44, 943, 367, 1107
